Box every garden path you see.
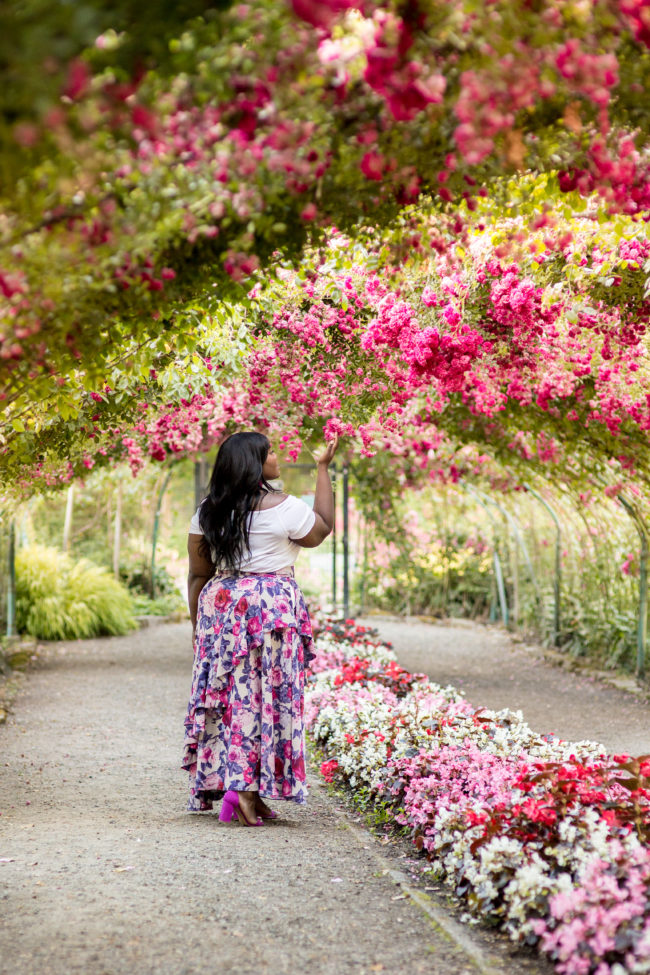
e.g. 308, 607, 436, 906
1, 620, 539, 975
357, 616, 650, 756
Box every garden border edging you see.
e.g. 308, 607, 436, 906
333, 806, 505, 975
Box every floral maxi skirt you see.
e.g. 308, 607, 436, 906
181, 573, 313, 812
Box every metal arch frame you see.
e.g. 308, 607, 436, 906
464, 485, 509, 625
617, 494, 647, 680
476, 489, 543, 609
151, 467, 173, 600
524, 483, 562, 647
5, 518, 16, 638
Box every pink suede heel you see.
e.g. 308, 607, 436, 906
219, 790, 263, 827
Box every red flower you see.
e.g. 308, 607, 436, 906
320, 759, 339, 783
214, 589, 231, 610
235, 597, 248, 616
63, 59, 90, 101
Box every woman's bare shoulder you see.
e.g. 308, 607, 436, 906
256, 491, 288, 511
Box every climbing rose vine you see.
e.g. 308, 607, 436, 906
5, 208, 650, 510
5, 0, 650, 402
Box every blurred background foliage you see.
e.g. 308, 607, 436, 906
1, 451, 329, 642
0, 450, 645, 676
358, 479, 643, 674
0, 0, 224, 170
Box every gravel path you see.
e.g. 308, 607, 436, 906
1, 620, 508, 975
358, 616, 650, 755
4, 615, 641, 974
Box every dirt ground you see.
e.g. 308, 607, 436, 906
358, 615, 650, 756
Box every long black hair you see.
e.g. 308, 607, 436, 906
198, 431, 276, 571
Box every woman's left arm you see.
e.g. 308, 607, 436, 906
187, 535, 214, 636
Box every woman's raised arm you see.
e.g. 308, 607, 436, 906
294, 436, 338, 549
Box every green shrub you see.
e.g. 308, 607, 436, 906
16, 545, 137, 640
366, 537, 492, 618
130, 591, 187, 617
553, 592, 637, 668
119, 554, 179, 598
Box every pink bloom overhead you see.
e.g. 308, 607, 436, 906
290, 0, 355, 30
300, 202, 318, 221
62, 58, 90, 100
620, 0, 650, 48
362, 11, 445, 121
360, 151, 385, 181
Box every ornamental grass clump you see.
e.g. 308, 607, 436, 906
16, 545, 136, 640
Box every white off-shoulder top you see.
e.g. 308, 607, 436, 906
189, 495, 315, 572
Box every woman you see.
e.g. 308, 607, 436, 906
181, 431, 337, 827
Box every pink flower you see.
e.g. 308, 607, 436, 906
63, 59, 90, 100
360, 151, 384, 181
290, 0, 353, 29
300, 203, 318, 221
320, 759, 339, 783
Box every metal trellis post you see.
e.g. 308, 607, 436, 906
151, 469, 173, 600
479, 491, 543, 606
6, 519, 16, 638
465, 486, 509, 626
331, 464, 337, 615
359, 517, 369, 617
113, 481, 123, 579
617, 495, 647, 680
342, 465, 350, 620
194, 457, 210, 510
62, 484, 74, 552
524, 483, 561, 647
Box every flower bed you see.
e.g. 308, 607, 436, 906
306, 619, 650, 975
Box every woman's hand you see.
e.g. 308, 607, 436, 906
316, 434, 339, 467
295, 436, 339, 548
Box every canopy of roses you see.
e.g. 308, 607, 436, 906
5, 200, 650, 526
4, 0, 650, 512
133, 209, 650, 509
3, 1, 650, 392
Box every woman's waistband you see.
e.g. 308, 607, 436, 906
213, 566, 295, 579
